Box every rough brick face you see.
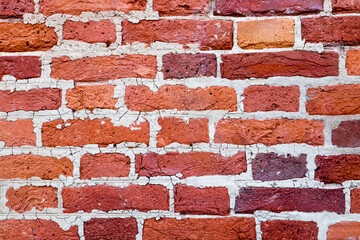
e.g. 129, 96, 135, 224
63, 20, 116, 45
347, 49, 360, 75
0, 0, 34, 17
243, 85, 299, 112
0, 119, 35, 146
125, 85, 237, 112
235, 187, 345, 213
0, 23, 57, 52
143, 218, 256, 240
39, 0, 146, 15
0, 56, 41, 80
157, 117, 209, 147
214, 119, 324, 146
122, 20, 233, 50
66, 85, 117, 111
351, 189, 360, 213
80, 153, 130, 179
62, 185, 169, 213
261, 220, 318, 240
221, 51, 339, 80
51, 55, 157, 81
332, 0, 360, 13
0, 154, 73, 179
84, 218, 138, 240
237, 18, 294, 49
153, 0, 210, 16
162, 53, 217, 79
252, 153, 307, 181
214, 0, 324, 16
174, 185, 230, 215
0, 220, 79, 239
327, 222, 360, 239
42, 119, 149, 147
6, 186, 57, 213
302, 16, 360, 46
136, 152, 246, 178
315, 154, 360, 183
332, 120, 360, 147
0, 89, 61, 112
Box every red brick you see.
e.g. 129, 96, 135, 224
125, 85, 237, 112
221, 51, 339, 80
332, 120, 360, 148
214, 119, 324, 146
80, 153, 130, 179
235, 187, 345, 213
0, 119, 35, 146
243, 85, 299, 112
262, 220, 318, 240
347, 49, 360, 75
84, 218, 138, 240
6, 186, 57, 213
162, 53, 216, 79
40, 0, 146, 15
252, 153, 307, 181
0, 23, 57, 52
42, 118, 149, 147
327, 222, 360, 239
66, 85, 117, 111
63, 20, 116, 45
154, 0, 209, 16
51, 55, 157, 81
315, 154, 360, 184
62, 185, 169, 213
302, 16, 360, 46
122, 19, 233, 50
0, 219, 79, 239
0, 56, 41, 80
136, 152, 246, 178
351, 189, 360, 213
214, 0, 323, 16
332, 0, 360, 13
0, 0, 34, 17
307, 84, 360, 115
157, 117, 209, 147
174, 185, 230, 215
0, 89, 61, 112
0, 154, 73, 179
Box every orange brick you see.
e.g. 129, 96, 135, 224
327, 222, 360, 239
0, 120, 35, 146
347, 49, 360, 75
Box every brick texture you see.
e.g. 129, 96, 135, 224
327, 222, 360, 239
332, 120, 360, 147
332, 0, 360, 13
347, 49, 360, 75
0, 0, 34, 17
0, 56, 41, 80
84, 218, 138, 240
261, 220, 318, 240
153, 0, 210, 16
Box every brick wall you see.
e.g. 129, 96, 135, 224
0, 0, 359, 239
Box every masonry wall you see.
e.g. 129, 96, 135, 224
0, 0, 359, 239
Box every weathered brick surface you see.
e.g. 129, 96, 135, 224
214, 119, 324, 146
136, 152, 246, 178
125, 85, 237, 111
143, 218, 256, 240
332, 0, 360, 13
235, 187, 345, 213
261, 220, 318, 240
0, 56, 41, 80
0, 119, 35, 146
252, 153, 307, 181
315, 154, 360, 183
332, 120, 360, 147
0, 0, 34, 17
80, 153, 130, 179
221, 51, 339, 80
162, 53, 217, 79
237, 18, 295, 49
6, 186, 57, 213
153, 0, 210, 16
243, 85, 299, 112
84, 218, 138, 240
327, 222, 360, 239
351, 189, 360, 213
122, 20, 233, 50
174, 185, 230, 215
347, 49, 360, 75
62, 185, 169, 213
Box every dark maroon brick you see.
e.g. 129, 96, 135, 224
214, 0, 324, 16
332, 120, 360, 148
84, 218, 138, 240
252, 153, 307, 181
302, 16, 360, 46
162, 53, 217, 79
261, 220, 318, 240
332, 0, 360, 13
235, 187, 345, 213
221, 51, 339, 80
0, 0, 34, 17
316, 155, 360, 183
0, 56, 41, 80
